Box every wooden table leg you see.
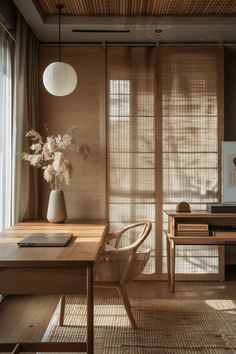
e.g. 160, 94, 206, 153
166, 234, 171, 286
170, 239, 175, 292
87, 266, 94, 354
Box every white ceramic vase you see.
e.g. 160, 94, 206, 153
47, 190, 67, 223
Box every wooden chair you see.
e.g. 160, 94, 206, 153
59, 221, 152, 329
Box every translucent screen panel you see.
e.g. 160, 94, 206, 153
107, 47, 156, 274
160, 47, 223, 275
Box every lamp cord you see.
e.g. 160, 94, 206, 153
58, 5, 62, 62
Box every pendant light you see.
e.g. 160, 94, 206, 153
43, 4, 77, 96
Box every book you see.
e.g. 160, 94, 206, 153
213, 231, 236, 238
176, 230, 209, 234
208, 204, 236, 213
177, 223, 209, 231
175, 230, 210, 237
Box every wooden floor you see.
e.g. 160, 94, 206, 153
0, 275, 236, 345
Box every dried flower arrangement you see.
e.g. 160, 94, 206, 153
22, 125, 90, 190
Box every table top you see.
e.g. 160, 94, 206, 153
164, 210, 236, 217
0, 220, 107, 267
167, 233, 236, 244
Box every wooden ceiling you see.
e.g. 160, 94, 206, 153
35, 0, 236, 16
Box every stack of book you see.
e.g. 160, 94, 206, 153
175, 223, 210, 237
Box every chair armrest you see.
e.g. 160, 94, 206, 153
103, 230, 123, 243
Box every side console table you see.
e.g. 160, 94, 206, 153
165, 211, 236, 292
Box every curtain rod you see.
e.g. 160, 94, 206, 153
40, 41, 236, 47
0, 22, 16, 42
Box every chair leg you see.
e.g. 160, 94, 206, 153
117, 285, 137, 329
59, 295, 66, 326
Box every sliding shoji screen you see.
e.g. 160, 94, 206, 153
159, 47, 224, 278
107, 47, 156, 273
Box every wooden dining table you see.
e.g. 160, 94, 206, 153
0, 220, 107, 354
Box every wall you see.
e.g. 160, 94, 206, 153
38, 46, 106, 220
38, 45, 236, 264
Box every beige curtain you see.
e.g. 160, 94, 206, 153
12, 12, 39, 223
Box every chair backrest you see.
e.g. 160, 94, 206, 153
115, 221, 152, 251
95, 221, 152, 284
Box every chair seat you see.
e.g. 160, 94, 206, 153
95, 246, 150, 283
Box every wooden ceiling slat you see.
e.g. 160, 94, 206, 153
125, 0, 129, 15
86, 1, 94, 15
120, 0, 124, 15
72, 0, 82, 15
190, 1, 198, 15
137, 0, 140, 15
133, 0, 137, 15
96, 0, 104, 14
140, 0, 145, 15
137, 0, 139, 15
183, 0, 191, 15
35, 0, 236, 16
78, 0, 85, 15
165, 0, 173, 15
66, 0, 77, 15
173, 0, 180, 15
151, 0, 155, 14
219, 0, 233, 14
159, 0, 165, 15
99, 0, 108, 14
37, 0, 54, 14
107, 0, 114, 13
198, 1, 207, 15
190, 0, 198, 15
77, 0, 84, 15
93, 1, 99, 15
76, 0, 85, 15
129, 0, 133, 16
229, 3, 236, 14
159, 0, 166, 15
145, 0, 151, 15
202, 0, 210, 15
125, 0, 130, 16
209, 0, 228, 15
205, 0, 220, 15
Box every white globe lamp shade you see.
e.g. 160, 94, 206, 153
43, 62, 77, 96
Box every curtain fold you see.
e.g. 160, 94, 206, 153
0, 25, 14, 304
12, 12, 39, 223
0, 26, 13, 231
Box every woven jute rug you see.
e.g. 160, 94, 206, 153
42, 296, 236, 353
